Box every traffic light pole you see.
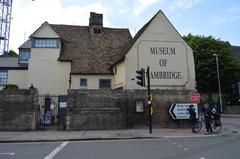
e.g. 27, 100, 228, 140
147, 66, 152, 134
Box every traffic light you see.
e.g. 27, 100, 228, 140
136, 68, 145, 87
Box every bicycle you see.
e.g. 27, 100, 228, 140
193, 115, 222, 133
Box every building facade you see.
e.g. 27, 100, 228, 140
0, 10, 196, 94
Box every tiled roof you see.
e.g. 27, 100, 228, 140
19, 40, 31, 49
0, 57, 28, 69
50, 24, 132, 74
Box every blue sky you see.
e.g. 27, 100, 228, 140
10, 0, 240, 52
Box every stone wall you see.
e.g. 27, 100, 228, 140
224, 106, 240, 114
66, 89, 192, 130
0, 89, 38, 130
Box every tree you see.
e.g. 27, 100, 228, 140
8, 50, 18, 57
3, 84, 19, 91
183, 34, 240, 95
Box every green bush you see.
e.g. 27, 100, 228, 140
3, 84, 19, 91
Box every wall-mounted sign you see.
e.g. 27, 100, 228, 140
136, 99, 144, 112
169, 103, 198, 120
138, 41, 189, 86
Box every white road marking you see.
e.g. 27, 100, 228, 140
178, 145, 182, 147
183, 148, 188, 151
0, 141, 63, 145
0, 152, 15, 155
200, 157, 205, 159
44, 141, 68, 159
71, 138, 167, 144
164, 134, 217, 138
172, 142, 176, 144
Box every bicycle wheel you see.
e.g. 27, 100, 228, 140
211, 120, 222, 133
194, 120, 202, 132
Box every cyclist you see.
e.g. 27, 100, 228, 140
212, 104, 221, 127
202, 103, 213, 134
188, 104, 197, 133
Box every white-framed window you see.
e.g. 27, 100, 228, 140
80, 78, 87, 87
99, 79, 111, 89
19, 51, 31, 61
32, 38, 59, 48
0, 70, 7, 86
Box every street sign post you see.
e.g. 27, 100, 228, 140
169, 103, 198, 120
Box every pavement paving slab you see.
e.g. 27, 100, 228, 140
0, 114, 239, 143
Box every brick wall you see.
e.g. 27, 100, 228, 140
0, 89, 38, 130
66, 89, 192, 130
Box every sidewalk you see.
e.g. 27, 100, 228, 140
0, 128, 224, 143
221, 113, 240, 118
1, 114, 239, 143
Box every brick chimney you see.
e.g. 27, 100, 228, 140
89, 12, 103, 34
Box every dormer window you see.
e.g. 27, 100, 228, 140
32, 38, 59, 48
19, 51, 31, 61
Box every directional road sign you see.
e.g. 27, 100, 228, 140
169, 103, 198, 120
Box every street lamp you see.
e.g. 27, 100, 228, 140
213, 54, 223, 112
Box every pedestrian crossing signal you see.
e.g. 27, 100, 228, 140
136, 68, 145, 87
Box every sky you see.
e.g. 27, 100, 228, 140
8, 0, 240, 52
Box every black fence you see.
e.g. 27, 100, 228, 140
36, 94, 67, 130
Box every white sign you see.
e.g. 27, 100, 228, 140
138, 41, 189, 86
169, 103, 198, 120
136, 99, 144, 112
59, 102, 67, 108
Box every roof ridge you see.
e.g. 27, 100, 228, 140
50, 23, 129, 30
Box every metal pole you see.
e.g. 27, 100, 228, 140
213, 54, 223, 112
147, 66, 152, 134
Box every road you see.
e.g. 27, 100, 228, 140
0, 117, 239, 159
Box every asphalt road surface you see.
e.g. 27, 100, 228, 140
0, 117, 239, 159
1, 134, 240, 159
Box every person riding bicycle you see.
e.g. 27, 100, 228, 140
212, 104, 221, 127
188, 104, 197, 133
202, 103, 213, 134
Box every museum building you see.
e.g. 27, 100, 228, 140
0, 10, 195, 94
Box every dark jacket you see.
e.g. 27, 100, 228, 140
189, 107, 196, 120
204, 107, 212, 121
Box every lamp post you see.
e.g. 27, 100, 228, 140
213, 54, 223, 112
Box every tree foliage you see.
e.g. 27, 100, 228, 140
8, 50, 18, 57
183, 34, 240, 94
3, 84, 19, 91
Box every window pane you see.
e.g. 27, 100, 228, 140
33, 39, 59, 48
0, 71, 7, 86
80, 78, 87, 86
99, 79, 111, 89
19, 51, 31, 61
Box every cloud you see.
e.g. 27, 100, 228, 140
119, 9, 128, 14
115, 0, 125, 5
211, 15, 240, 24
210, 6, 240, 24
226, 6, 240, 13
133, 0, 163, 16
169, 0, 204, 11
9, 0, 109, 52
